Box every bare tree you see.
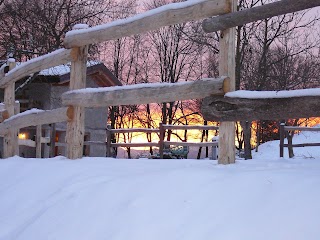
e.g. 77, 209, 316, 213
236, 0, 319, 153
0, 0, 115, 60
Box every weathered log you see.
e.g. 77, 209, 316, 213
111, 142, 159, 148
62, 77, 228, 107
0, 49, 72, 88
66, 31, 89, 159
202, 0, 320, 33
0, 107, 73, 136
0, 109, 9, 122
163, 124, 219, 131
18, 139, 36, 148
64, 0, 229, 48
284, 126, 320, 132
110, 128, 159, 134
201, 95, 320, 121
217, 0, 237, 165
163, 141, 218, 147
36, 125, 42, 158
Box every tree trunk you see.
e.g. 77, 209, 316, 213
241, 121, 252, 159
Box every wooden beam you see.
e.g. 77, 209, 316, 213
110, 128, 159, 134
18, 139, 36, 148
62, 77, 228, 107
64, 0, 229, 48
36, 125, 42, 158
50, 123, 56, 158
284, 126, 320, 132
201, 95, 320, 121
0, 109, 9, 122
0, 107, 73, 136
41, 137, 50, 144
163, 124, 219, 131
217, 0, 236, 165
202, 0, 320, 33
0, 49, 72, 88
111, 142, 159, 148
163, 141, 218, 147
284, 143, 320, 148
66, 26, 89, 159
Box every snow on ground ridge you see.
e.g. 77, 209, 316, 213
1, 131, 320, 239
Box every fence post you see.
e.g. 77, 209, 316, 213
159, 122, 164, 159
286, 131, 294, 158
106, 124, 112, 157
217, 0, 237, 164
66, 24, 89, 159
36, 125, 42, 158
279, 123, 285, 157
50, 123, 56, 157
43, 125, 50, 158
3, 58, 19, 158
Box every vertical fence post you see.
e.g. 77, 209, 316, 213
279, 123, 285, 157
66, 24, 89, 159
218, 0, 237, 164
3, 58, 19, 158
106, 124, 112, 157
43, 125, 50, 158
286, 130, 294, 158
50, 123, 56, 157
36, 125, 42, 158
159, 122, 164, 159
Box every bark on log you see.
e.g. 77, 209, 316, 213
201, 95, 320, 121
0, 107, 73, 136
66, 43, 88, 160
202, 0, 320, 33
64, 0, 229, 48
62, 77, 228, 107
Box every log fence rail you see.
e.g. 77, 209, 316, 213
0, 0, 317, 163
279, 123, 320, 158
106, 123, 219, 159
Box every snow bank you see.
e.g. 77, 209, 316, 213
1, 153, 320, 239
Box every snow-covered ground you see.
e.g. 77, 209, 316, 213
1, 131, 320, 240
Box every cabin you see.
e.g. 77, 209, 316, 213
2, 61, 121, 158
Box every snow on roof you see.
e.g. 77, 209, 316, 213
15, 60, 101, 76
39, 60, 101, 76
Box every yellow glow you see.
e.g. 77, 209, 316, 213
114, 105, 219, 150
18, 133, 27, 140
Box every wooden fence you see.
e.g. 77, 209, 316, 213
106, 123, 219, 159
279, 123, 320, 158
0, 0, 317, 163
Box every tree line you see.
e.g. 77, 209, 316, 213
0, 0, 319, 158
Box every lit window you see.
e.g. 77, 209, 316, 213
19, 133, 27, 140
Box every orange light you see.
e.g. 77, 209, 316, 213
18, 133, 27, 140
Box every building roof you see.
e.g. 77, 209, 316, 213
39, 61, 122, 87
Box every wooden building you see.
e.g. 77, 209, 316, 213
3, 61, 121, 157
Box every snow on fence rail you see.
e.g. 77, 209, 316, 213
62, 77, 229, 107
0, 49, 72, 88
279, 124, 320, 158
202, 0, 320, 33
63, 0, 229, 48
0, 107, 73, 136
